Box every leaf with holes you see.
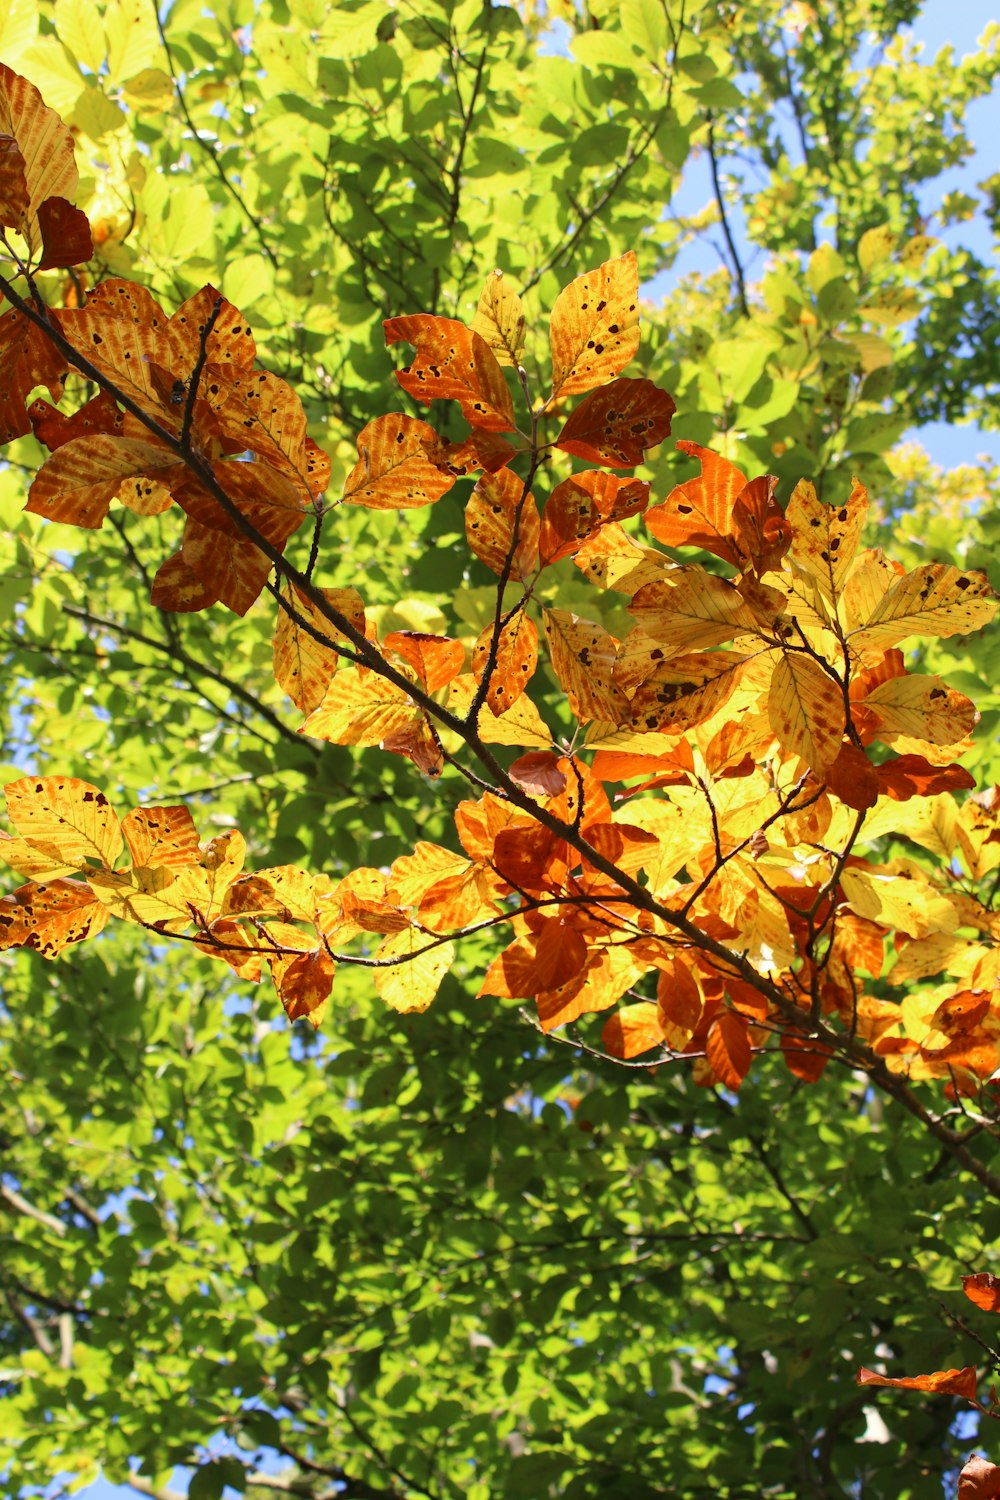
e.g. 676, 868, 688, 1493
787, 478, 868, 602
549, 251, 640, 399
472, 613, 538, 714
555, 378, 675, 467
465, 466, 539, 580
384, 315, 515, 432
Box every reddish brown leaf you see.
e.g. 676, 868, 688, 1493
0, 132, 29, 226
706, 1011, 753, 1090
855, 1366, 978, 1399
0, 65, 79, 248
508, 751, 567, 798
465, 466, 539, 580
877, 755, 976, 802
959, 1456, 1000, 1500
150, 549, 218, 613
28, 391, 123, 451
962, 1273, 1000, 1315
822, 740, 880, 811
730, 473, 790, 576
384, 314, 515, 431
601, 1001, 665, 1059
0, 878, 108, 958
27, 434, 181, 528
181, 515, 271, 616
539, 470, 649, 564
656, 959, 703, 1049
532, 917, 589, 991
555, 378, 675, 468
37, 196, 93, 270
0, 305, 68, 443
549, 252, 640, 399
781, 1028, 833, 1083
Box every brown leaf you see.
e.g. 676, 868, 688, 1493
555, 378, 675, 467
876, 755, 975, 802
508, 751, 567, 797
0, 65, 80, 249
28, 391, 123, 451
855, 1365, 978, 1400
180, 515, 271, 616
624, 652, 748, 736
959, 1455, 1000, 1500
549, 251, 640, 399
822, 740, 880, 811
730, 473, 790, 576
0, 306, 68, 443
706, 1011, 753, 1090
0, 878, 108, 958
37, 196, 93, 270
383, 314, 515, 431
539, 471, 649, 565
150, 549, 218, 613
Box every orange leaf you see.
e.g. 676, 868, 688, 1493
555, 378, 675, 468
730, 473, 791, 576
962, 1274, 1000, 1315
299, 665, 417, 748
0, 64, 80, 250
121, 806, 200, 870
656, 959, 703, 1049
767, 654, 846, 774
643, 441, 746, 564
623, 651, 747, 736
28, 391, 123, 452
539, 471, 649, 565
601, 1001, 665, 1059
706, 1011, 753, 1090
5, 775, 122, 869
385, 631, 465, 693
781, 1028, 833, 1083
180, 515, 271, 616
150, 549, 218, 613
383, 314, 515, 431
342, 413, 455, 510
273, 946, 336, 1027
472, 612, 539, 714
549, 251, 640, 399
855, 1365, 978, 1400
272, 582, 364, 714
532, 917, 589, 991
27, 434, 181, 528
0, 878, 108, 958
859, 673, 978, 747
464, 466, 539, 580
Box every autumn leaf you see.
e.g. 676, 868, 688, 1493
963, 1273, 1000, 1315
446, 673, 552, 748
959, 1456, 1000, 1500
706, 1011, 753, 1090
27, 434, 182, 528
508, 751, 567, 797
385, 631, 465, 694
373, 926, 455, 1013
767, 654, 846, 774
543, 609, 628, 723
574, 521, 665, 595
0, 63, 80, 250
849, 563, 998, 653
643, 441, 747, 564
342, 413, 455, 510
628, 570, 761, 655
555, 378, 675, 467
730, 474, 791, 576
548, 251, 640, 400
787, 478, 868, 602
464, 466, 539, 580
0, 305, 68, 443
0, 878, 108, 958
623, 651, 748, 736
273, 582, 365, 714
855, 1366, 979, 1400
857, 673, 978, 748
472, 613, 539, 714
601, 1001, 665, 1059
471, 269, 526, 368
384, 314, 516, 431
539, 471, 649, 566
37, 196, 93, 270
121, 806, 201, 870
299, 666, 419, 748
4, 775, 122, 872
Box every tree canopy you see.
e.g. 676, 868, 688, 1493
0, 2, 999, 1499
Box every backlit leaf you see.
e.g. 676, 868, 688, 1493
471, 269, 526, 368
555, 377, 675, 467
855, 1366, 978, 1399
706, 1011, 752, 1090
27, 434, 181, 527
849, 564, 997, 653
539, 471, 648, 565
0, 878, 108, 957
644, 440, 746, 564
384, 314, 516, 431
628, 570, 761, 654
5, 775, 122, 869
543, 609, 628, 723
300, 667, 417, 749
767, 654, 845, 774
464, 466, 539, 580
787, 477, 868, 602
273, 582, 365, 714
0, 63, 79, 248
549, 251, 640, 399
963, 1274, 1000, 1315
341, 413, 455, 510
373, 926, 454, 1013
601, 1001, 665, 1059
472, 612, 538, 714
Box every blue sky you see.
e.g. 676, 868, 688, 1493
50, 6, 1000, 1500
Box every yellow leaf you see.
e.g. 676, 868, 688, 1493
446, 673, 551, 748
373, 927, 454, 1013
471, 269, 526, 368
4, 775, 122, 869
548, 251, 640, 400
300, 666, 417, 747
787, 478, 868, 603
472, 612, 538, 714
849, 563, 998, 653
272, 582, 364, 714
767, 654, 845, 773
543, 608, 628, 723
628, 569, 761, 654
861, 674, 978, 747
